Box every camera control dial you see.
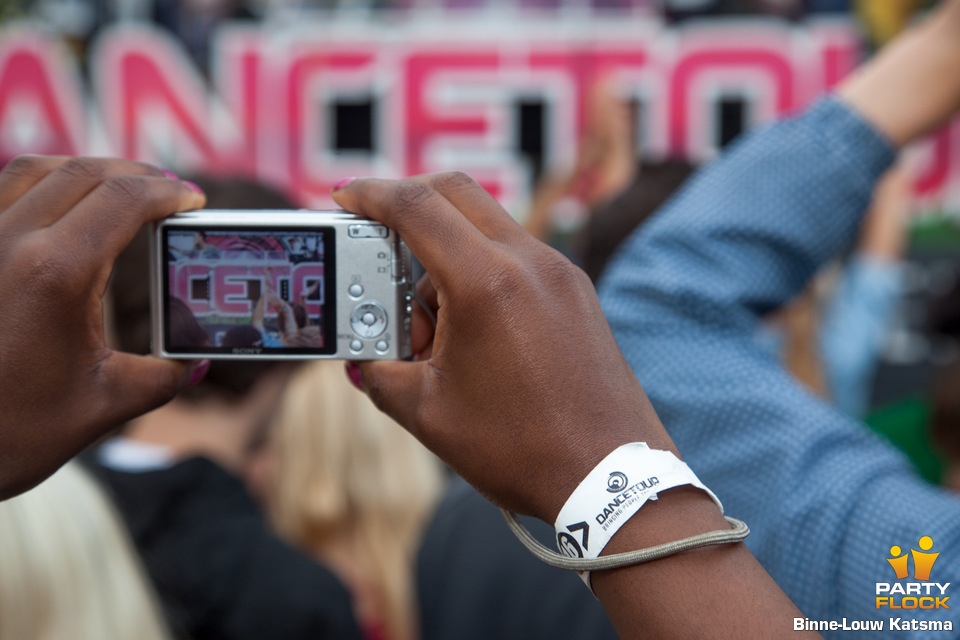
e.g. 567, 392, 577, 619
350, 301, 388, 339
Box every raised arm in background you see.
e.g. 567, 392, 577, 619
598, 0, 960, 631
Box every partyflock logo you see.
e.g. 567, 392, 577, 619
795, 537, 953, 632
876, 537, 949, 611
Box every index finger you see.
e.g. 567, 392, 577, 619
53, 175, 205, 278
408, 172, 527, 243
0, 155, 70, 215
331, 177, 490, 284
2, 157, 171, 234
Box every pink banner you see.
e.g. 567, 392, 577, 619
0, 19, 957, 215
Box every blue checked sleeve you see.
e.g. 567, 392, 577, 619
598, 96, 960, 637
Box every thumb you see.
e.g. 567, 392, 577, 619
98, 352, 195, 425
350, 360, 426, 437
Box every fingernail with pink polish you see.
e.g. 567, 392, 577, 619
332, 177, 357, 192
188, 360, 210, 387
183, 180, 205, 195
161, 169, 179, 180
346, 361, 363, 391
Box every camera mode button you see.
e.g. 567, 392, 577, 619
350, 302, 388, 339
348, 224, 389, 239
348, 283, 364, 298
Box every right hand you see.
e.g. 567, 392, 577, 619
333, 172, 673, 523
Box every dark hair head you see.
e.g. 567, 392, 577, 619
183, 176, 295, 210
576, 160, 695, 282
931, 358, 960, 461
928, 276, 960, 339
168, 297, 209, 347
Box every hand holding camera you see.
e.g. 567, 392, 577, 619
0, 155, 205, 499
331, 172, 691, 524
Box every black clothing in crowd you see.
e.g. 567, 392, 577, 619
418, 477, 617, 640
85, 456, 364, 640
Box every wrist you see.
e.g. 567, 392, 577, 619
599, 485, 730, 558
591, 486, 734, 601
539, 437, 683, 524
501, 442, 746, 597
551, 442, 728, 572
536, 438, 634, 524
534, 396, 683, 523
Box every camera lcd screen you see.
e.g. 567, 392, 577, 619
162, 226, 337, 355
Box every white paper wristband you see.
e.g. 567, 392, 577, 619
554, 442, 723, 563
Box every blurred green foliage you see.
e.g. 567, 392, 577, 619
911, 214, 960, 253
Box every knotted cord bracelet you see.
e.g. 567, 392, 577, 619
499, 442, 750, 593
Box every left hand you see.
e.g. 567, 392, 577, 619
0, 155, 205, 499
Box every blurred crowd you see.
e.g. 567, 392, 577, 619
1, 0, 858, 26
2, 1, 960, 640
3, 83, 960, 639
0, 0, 931, 62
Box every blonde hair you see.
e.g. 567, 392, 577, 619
266, 361, 444, 640
0, 462, 171, 640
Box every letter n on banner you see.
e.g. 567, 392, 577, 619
93, 25, 257, 174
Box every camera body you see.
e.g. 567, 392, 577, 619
150, 210, 413, 360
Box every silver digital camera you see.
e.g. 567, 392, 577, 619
150, 210, 413, 360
